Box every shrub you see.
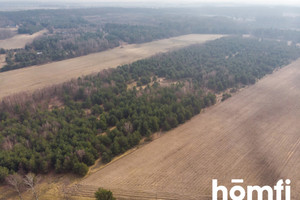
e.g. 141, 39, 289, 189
0, 48, 5, 54
221, 93, 232, 101
73, 162, 88, 176
95, 188, 115, 200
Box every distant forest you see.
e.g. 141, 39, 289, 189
0, 36, 299, 179
0, 7, 300, 72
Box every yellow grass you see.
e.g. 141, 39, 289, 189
0, 54, 5, 68
0, 29, 47, 49
0, 34, 223, 100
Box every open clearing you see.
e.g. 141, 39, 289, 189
0, 34, 222, 100
0, 29, 47, 49
66, 59, 300, 199
0, 54, 5, 68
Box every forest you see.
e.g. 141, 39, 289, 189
0, 7, 300, 72
0, 36, 299, 180
0, 8, 247, 72
2, 6, 300, 72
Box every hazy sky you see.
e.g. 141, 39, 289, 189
62, 0, 300, 6
90, 0, 298, 4
190, 0, 299, 5
0, 0, 300, 6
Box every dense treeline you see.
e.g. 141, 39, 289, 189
252, 29, 300, 43
1, 7, 300, 72
1, 23, 177, 71
0, 7, 248, 72
1, 20, 245, 72
0, 37, 299, 179
1, 7, 298, 33
0, 9, 89, 31
17, 23, 44, 35
1, 7, 299, 72
132, 37, 300, 91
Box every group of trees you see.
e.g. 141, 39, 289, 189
252, 29, 300, 43
1, 7, 299, 72
0, 37, 299, 181
0, 9, 88, 32
1, 6, 300, 72
1, 22, 177, 72
126, 37, 300, 91
17, 23, 43, 35
0, 7, 249, 72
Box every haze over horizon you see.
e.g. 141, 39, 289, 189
0, 0, 300, 6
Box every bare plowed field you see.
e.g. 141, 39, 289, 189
0, 34, 222, 100
68, 59, 300, 199
0, 29, 47, 49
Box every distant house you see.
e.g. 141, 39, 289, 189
37, 52, 43, 55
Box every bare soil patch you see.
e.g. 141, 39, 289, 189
67, 59, 300, 199
0, 34, 223, 100
0, 29, 47, 49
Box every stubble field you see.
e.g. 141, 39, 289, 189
0, 34, 223, 100
0, 29, 47, 49
0, 54, 5, 68
66, 59, 300, 199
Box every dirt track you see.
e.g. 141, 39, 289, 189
68, 59, 300, 199
0, 34, 222, 100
